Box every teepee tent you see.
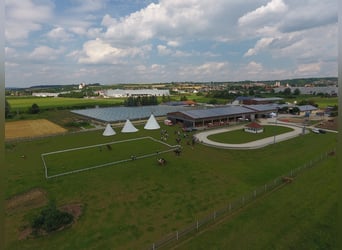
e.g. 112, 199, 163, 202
103, 123, 116, 136
121, 119, 138, 133
144, 114, 160, 130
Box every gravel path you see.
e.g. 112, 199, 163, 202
194, 119, 307, 150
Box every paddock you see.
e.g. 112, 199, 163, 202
5, 119, 67, 140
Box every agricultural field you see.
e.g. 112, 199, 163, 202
6, 96, 125, 112
4, 118, 337, 249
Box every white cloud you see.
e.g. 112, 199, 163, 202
246, 61, 263, 74
244, 37, 274, 56
295, 63, 321, 75
29, 46, 64, 60
157, 45, 172, 56
68, 0, 108, 13
5, 0, 54, 42
47, 27, 73, 41
180, 62, 229, 81
238, 0, 288, 26
77, 38, 151, 64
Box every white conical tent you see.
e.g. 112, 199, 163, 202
121, 119, 138, 133
102, 123, 116, 136
144, 114, 160, 130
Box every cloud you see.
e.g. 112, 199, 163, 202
244, 37, 274, 56
157, 45, 172, 56
278, 0, 337, 33
68, 0, 108, 13
295, 63, 321, 75
245, 61, 263, 74
100, 0, 239, 44
46, 27, 73, 41
180, 62, 229, 81
5, 0, 54, 42
77, 38, 151, 64
238, 0, 288, 26
29, 46, 64, 60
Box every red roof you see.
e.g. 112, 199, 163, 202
245, 122, 263, 129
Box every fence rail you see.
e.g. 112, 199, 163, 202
148, 149, 335, 249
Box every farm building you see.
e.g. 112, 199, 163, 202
167, 104, 278, 129
102, 89, 170, 98
244, 122, 264, 134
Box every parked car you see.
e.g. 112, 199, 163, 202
318, 129, 326, 134
311, 128, 320, 134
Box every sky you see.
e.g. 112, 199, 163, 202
4, 0, 338, 88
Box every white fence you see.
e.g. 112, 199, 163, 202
148, 149, 335, 249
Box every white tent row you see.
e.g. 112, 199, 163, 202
102, 114, 160, 136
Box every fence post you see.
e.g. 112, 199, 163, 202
197, 220, 199, 230
242, 196, 245, 205
152, 243, 155, 250
214, 211, 216, 220
265, 184, 267, 192
254, 190, 257, 198
176, 231, 178, 240
229, 203, 231, 212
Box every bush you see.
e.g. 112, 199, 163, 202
29, 103, 40, 114
31, 200, 74, 233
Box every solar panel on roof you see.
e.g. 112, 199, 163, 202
71, 105, 193, 122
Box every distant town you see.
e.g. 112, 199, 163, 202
5, 77, 338, 99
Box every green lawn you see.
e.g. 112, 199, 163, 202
4, 122, 337, 249
176, 156, 337, 250
208, 125, 293, 144
6, 96, 124, 112
43, 137, 177, 177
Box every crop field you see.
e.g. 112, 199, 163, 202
4, 121, 337, 249
7, 96, 124, 112
42, 137, 178, 178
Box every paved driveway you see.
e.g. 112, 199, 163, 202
194, 119, 306, 150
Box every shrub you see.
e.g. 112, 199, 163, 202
31, 200, 74, 233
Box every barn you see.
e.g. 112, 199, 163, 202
167, 104, 278, 129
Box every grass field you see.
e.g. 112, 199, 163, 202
176, 156, 337, 249
42, 137, 178, 178
4, 121, 337, 249
207, 125, 293, 144
6, 96, 125, 112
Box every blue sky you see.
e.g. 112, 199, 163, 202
5, 0, 338, 87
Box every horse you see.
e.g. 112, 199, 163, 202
157, 158, 167, 166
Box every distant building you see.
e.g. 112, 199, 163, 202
103, 89, 170, 98
32, 92, 59, 97
79, 83, 86, 89
273, 86, 338, 96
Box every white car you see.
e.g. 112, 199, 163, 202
311, 128, 320, 134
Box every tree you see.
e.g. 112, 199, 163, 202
5, 99, 11, 118
29, 103, 40, 114
283, 87, 292, 95
180, 95, 188, 101
293, 88, 301, 95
